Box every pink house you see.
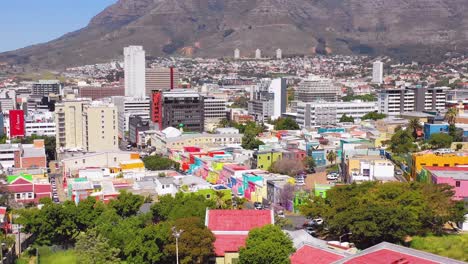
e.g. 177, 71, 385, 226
425, 166, 468, 200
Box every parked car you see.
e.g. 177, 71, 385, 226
276, 210, 285, 218
305, 227, 317, 237
327, 173, 339, 181
254, 202, 263, 210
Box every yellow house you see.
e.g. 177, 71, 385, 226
119, 159, 145, 172
216, 253, 239, 264
411, 151, 468, 179
254, 150, 283, 170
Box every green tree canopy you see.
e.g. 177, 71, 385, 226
143, 155, 180, 171
75, 228, 120, 264
339, 114, 354, 123
362, 112, 386, 121
300, 182, 465, 249
151, 193, 215, 223
389, 129, 418, 154
428, 133, 453, 149
239, 224, 295, 264
109, 190, 145, 218
303, 156, 316, 172
273, 117, 300, 130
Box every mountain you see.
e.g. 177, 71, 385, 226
2, 0, 468, 69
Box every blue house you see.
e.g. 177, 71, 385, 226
423, 123, 449, 140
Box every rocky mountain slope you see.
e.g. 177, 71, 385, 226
1, 0, 468, 69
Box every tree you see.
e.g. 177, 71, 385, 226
75, 228, 120, 264
151, 193, 215, 223
428, 133, 453, 149
143, 155, 180, 171
445, 108, 458, 126
339, 114, 354, 123
300, 182, 465, 249
270, 159, 305, 176
239, 225, 295, 264
449, 124, 463, 142
389, 129, 417, 154
273, 117, 300, 130
109, 190, 144, 218
407, 118, 422, 139
362, 112, 386, 121
326, 150, 337, 164
303, 157, 316, 172
124, 222, 169, 264
163, 217, 216, 264
242, 132, 264, 150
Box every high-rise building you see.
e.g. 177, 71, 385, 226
82, 101, 119, 152
276, 49, 282, 60
55, 95, 91, 150
255, 49, 261, 59
145, 67, 179, 96
124, 46, 146, 98
234, 48, 240, 59
151, 90, 204, 132
372, 61, 384, 84
203, 96, 227, 131
32, 80, 62, 96
111, 96, 150, 137
378, 86, 448, 115
248, 78, 286, 122
296, 101, 378, 128
295, 75, 339, 102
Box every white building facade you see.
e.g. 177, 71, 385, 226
372, 61, 384, 84
124, 46, 146, 99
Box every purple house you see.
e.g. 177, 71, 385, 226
425, 166, 468, 200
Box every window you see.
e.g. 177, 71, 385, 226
444, 164, 449, 167
456, 181, 461, 187
28, 193, 33, 199
432, 164, 438, 167
114, 157, 117, 162
16, 193, 21, 199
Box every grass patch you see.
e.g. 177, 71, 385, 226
410, 234, 468, 262
38, 246, 76, 264
326, 164, 339, 173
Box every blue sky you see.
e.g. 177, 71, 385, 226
0, 0, 117, 52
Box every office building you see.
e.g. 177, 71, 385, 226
295, 75, 339, 102
82, 101, 119, 152
151, 90, 205, 132
248, 78, 287, 122
234, 48, 240, 59
0, 140, 47, 169
372, 61, 384, 84
55, 95, 91, 150
124, 46, 146, 98
378, 86, 448, 115
255, 49, 261, 59
111, 96, 150, 137
296, 101, 378, 128
276, 49, 282, 60
0, 97, 15, 114
128, 115, 150, 146
145, 67, 179, 96
203, 96, 227, 131
78, 85, 125, 100
32, 80, 62, 96
5, 111, 56, 138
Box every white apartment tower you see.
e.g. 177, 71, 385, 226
255, 49, 261, 59
372, 61, 384, 84
124, 46, 146, 99
82, 102, 119, 152
234, 48, 240, 59
276, 49, 282, 60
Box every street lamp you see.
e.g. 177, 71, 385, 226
172, 227, 183, 264
339, 232, 352, 244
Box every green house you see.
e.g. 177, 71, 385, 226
314, 184, 333, 198
293, 190, 310, 213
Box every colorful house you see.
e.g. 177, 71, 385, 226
7, 173, 51, 204
411, 151, 468, 179
423, 123, 449, 140
205, 209, 274, 264
418, 166, 468, 200
314, 184, 333, 198
253, 150, 283, 170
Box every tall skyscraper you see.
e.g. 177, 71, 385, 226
372, 61, 384, 84
276, 49, 282, 60
124, 46, 146, 98
234, 48, 240, 59
255, 49, 261, 59
145, 67, 179, 96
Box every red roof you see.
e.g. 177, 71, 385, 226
8, 184, 33, 193
207, 210, 273, 231
344, 249, 438, 264
34, 184, 51, 194
291, 245, 345, 264
424, 166, 468, 172
213, 235, 247, 257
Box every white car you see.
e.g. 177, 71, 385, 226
295, 177, 305, 185
327, 174, 339, 181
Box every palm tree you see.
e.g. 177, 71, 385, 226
407, 118, 422, 139
445, 108, 458, 126
326, 150, 337, 164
